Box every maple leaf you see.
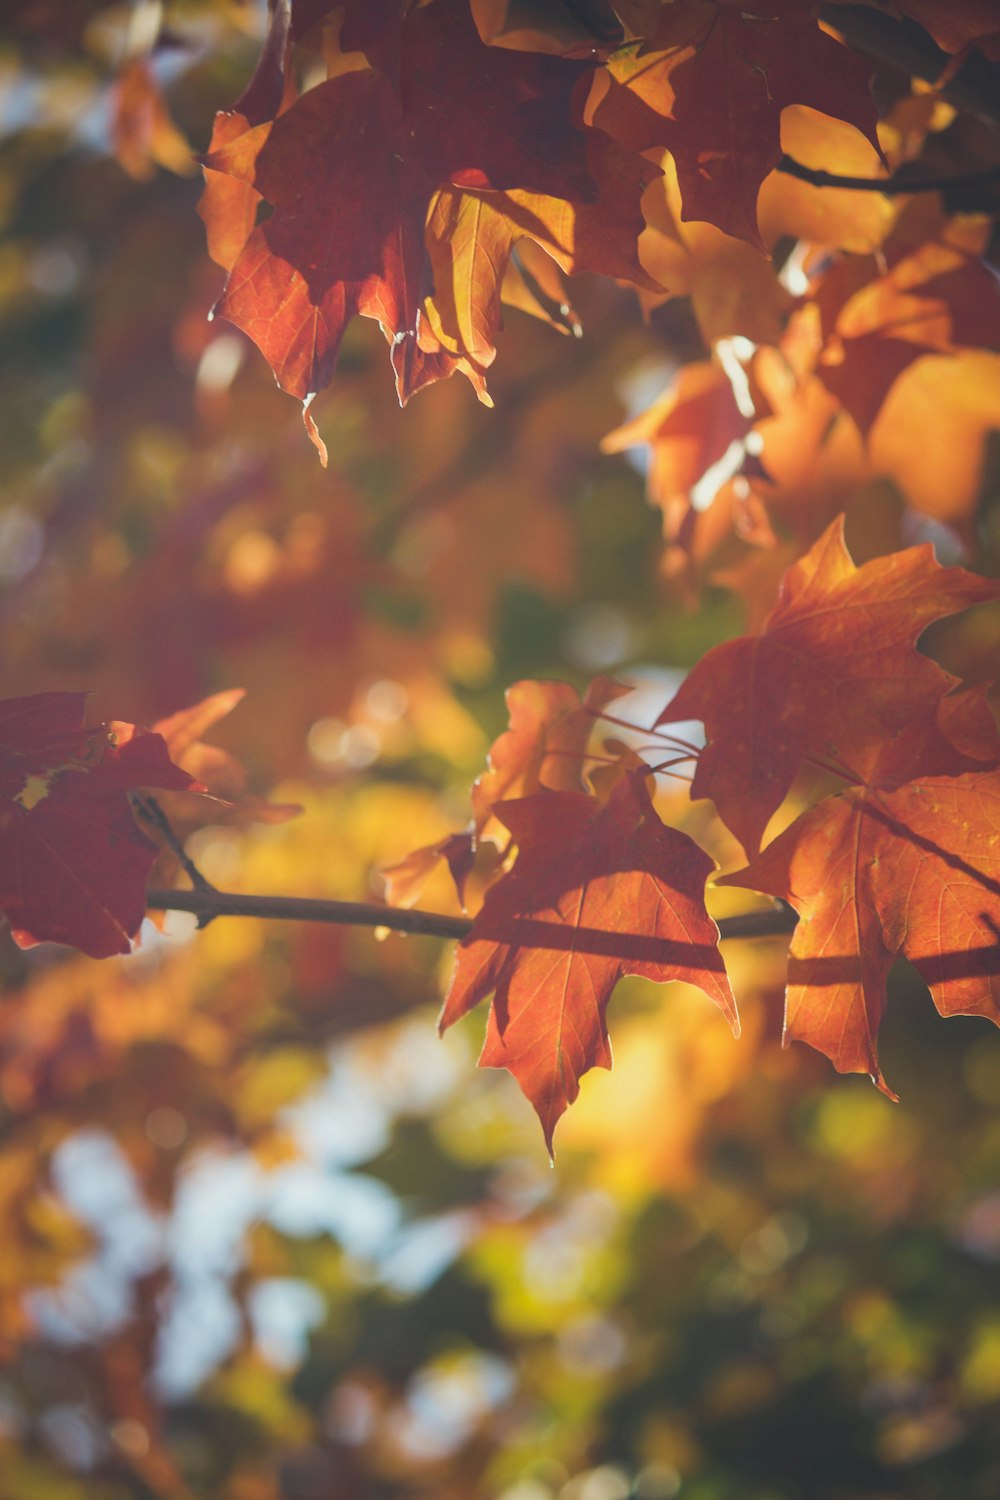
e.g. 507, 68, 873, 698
382, 678, 628, 911
498, 236, 583, 338
743, 333, 870, 553
152, 689, 300, 824
471, 676, 628, 832
867, 350, 1000, 540
110, 57, 194, 183
758, 105, 896, 254
204, 0, 598, 415
658, 517, 1000, 855
721, 769, 1000, 1095
596, 0, 882, 249
441, 773, 737, 1150
199, 111, 264, 274
380, 830, 478, 911
421, 131, 660, 385
813, 219, 1000, 432
633, 153, 790, 345
0, 694, 201, 959
602, 359, 752, 543
198, 0, 296, 275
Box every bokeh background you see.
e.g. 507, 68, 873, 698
1, 4, 1000, 1498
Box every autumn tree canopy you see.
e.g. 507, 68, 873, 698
1, 1, 999, 1497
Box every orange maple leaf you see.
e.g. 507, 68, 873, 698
471, 675, 629, 833
814, 219, 1000, 432
658, 517, 1000, 854
381, 677, 629, 911
441, 773, 737, 1151
421, 130, 660, 390
152, 689, 300, 825
602, 359, 752, 543
722, 769, 1000, 1095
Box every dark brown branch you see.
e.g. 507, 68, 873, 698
145, 887, 797, 944
776, 158, 1000, 195
134, 796, 217, 894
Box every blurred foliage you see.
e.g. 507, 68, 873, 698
0, 3, 999, 1499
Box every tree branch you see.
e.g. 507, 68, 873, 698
144, 887, 797, 943
822, 3, 1000, 130
134, 795, 217, 894
776, 158, 1000, 195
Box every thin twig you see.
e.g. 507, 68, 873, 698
134, 797, 216, 893
777, 157, 1000, 196
144, 887, 798, 944
134, 796, 222, 931
589, 709, 701, 753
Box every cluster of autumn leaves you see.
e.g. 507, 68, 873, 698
3, 516, 998, 1148
375, 518, 998, 1147
197, 2, 999, 447
3, 0, 1000, 1147
195, 0, 1000, 617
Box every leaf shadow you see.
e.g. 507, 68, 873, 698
470, 914, 729, 975
863, 793, 1000, 900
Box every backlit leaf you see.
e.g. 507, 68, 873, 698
722, 770, 1000, 1094
442, 773, 737, 1149
658, 518, 1000, 853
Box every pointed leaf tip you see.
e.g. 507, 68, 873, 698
444, 776, 735, 1146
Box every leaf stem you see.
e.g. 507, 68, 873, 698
134, 796, 217, 900
591, 710, 701, 753
801, 752, 864, 787
646, 754, 695, 779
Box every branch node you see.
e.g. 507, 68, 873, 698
134, 795, 218, 894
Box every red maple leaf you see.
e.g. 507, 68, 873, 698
204, 0, 598, 411
441, 773, 737, 1150
721, 768, 1000, 1095
657, 517, 1000, 854
0, 694, 201, 959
